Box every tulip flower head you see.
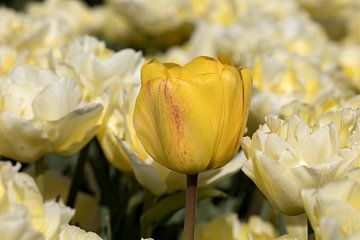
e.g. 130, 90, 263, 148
133, 56, 252, 174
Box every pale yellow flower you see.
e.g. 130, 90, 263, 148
194, 214, 277, 240
26, 0, 96, 34
108, 0, 193, 35
216, 1, 333, 70
0, 46, 23, 76
0, 161, 74, 240
302, 168, 360, 240
53, 36, 144, 104
339, 43, 360, 91
0, 7, 23, 45
280, 91, 357, 125
242, 109, 360, 215
195, 214, 241, 240
239, 216, 277, 240
0, 7, 78, 68
0, 64, 103, 162
12, 17, 74, 68
59, 225, 102, 240
235, 0, 300, 19
247, 50, 337, 133
192, 0, 238, 25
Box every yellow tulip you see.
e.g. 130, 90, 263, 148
133, 56, 252, 174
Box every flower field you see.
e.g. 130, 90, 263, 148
1, 0, 360, 239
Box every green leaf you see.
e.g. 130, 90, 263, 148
140, 188, 227, 232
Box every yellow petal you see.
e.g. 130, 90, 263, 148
180, 56, 223, 80
141, 59, 169, 84
134, 77, 216, 173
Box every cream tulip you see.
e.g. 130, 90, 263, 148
194, 213, 285, 240
0, 46, 23, 76
339, 44, 360, 91
0, 64, 103, 162
26, 0, 96, 34
302, 169, 360, 240
242, 110, 360, 215
108, 0, 193, 35
279, 91, 357, 126
0, 161, 74, 240
0, 7, 23, 45
54, 36, 144, 104
59, 225, 102, 240
248, 50, 337, 132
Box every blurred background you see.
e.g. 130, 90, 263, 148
2, 0, 360, 239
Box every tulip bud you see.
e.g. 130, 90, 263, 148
133, 56, 252, 174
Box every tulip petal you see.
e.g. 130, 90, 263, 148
134, 56, 251, 174
129, 156, 168, 195
180, 56, 223, 80
32, 77, 82, 121
251, 152, 303, 215
0, 113, 49, 162
47, 103, 103, 154
208, 66, 251, 168
141, 59, 170, 84
134, 76, 218, 173
0, 207, 43, 240
199, 151, 246, 187
98, 129, 133, 172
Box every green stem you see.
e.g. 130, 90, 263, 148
66, 143, 90, 207
183, 173, 198, 240
141, 190, 156, 237
99, 206, 112, 240
35, 158, 45, 196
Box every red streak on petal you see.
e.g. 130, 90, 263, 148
163, 79, 184, 144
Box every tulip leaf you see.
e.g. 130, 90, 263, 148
140, 188, 227, 231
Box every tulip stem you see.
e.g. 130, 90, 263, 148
66, 143, 90, 208
35, 158, 45, 196
183, 173, 198, 240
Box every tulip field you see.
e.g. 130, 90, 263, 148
1, 0, 360, 239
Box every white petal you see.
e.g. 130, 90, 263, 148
43, 201, 75, 240
199, 151, 246, 187
47, 103, 103, 154
32, 77, 82, 121
0, 113, 49, 162
252, 152, 303, 215
59, 225, 102, 240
